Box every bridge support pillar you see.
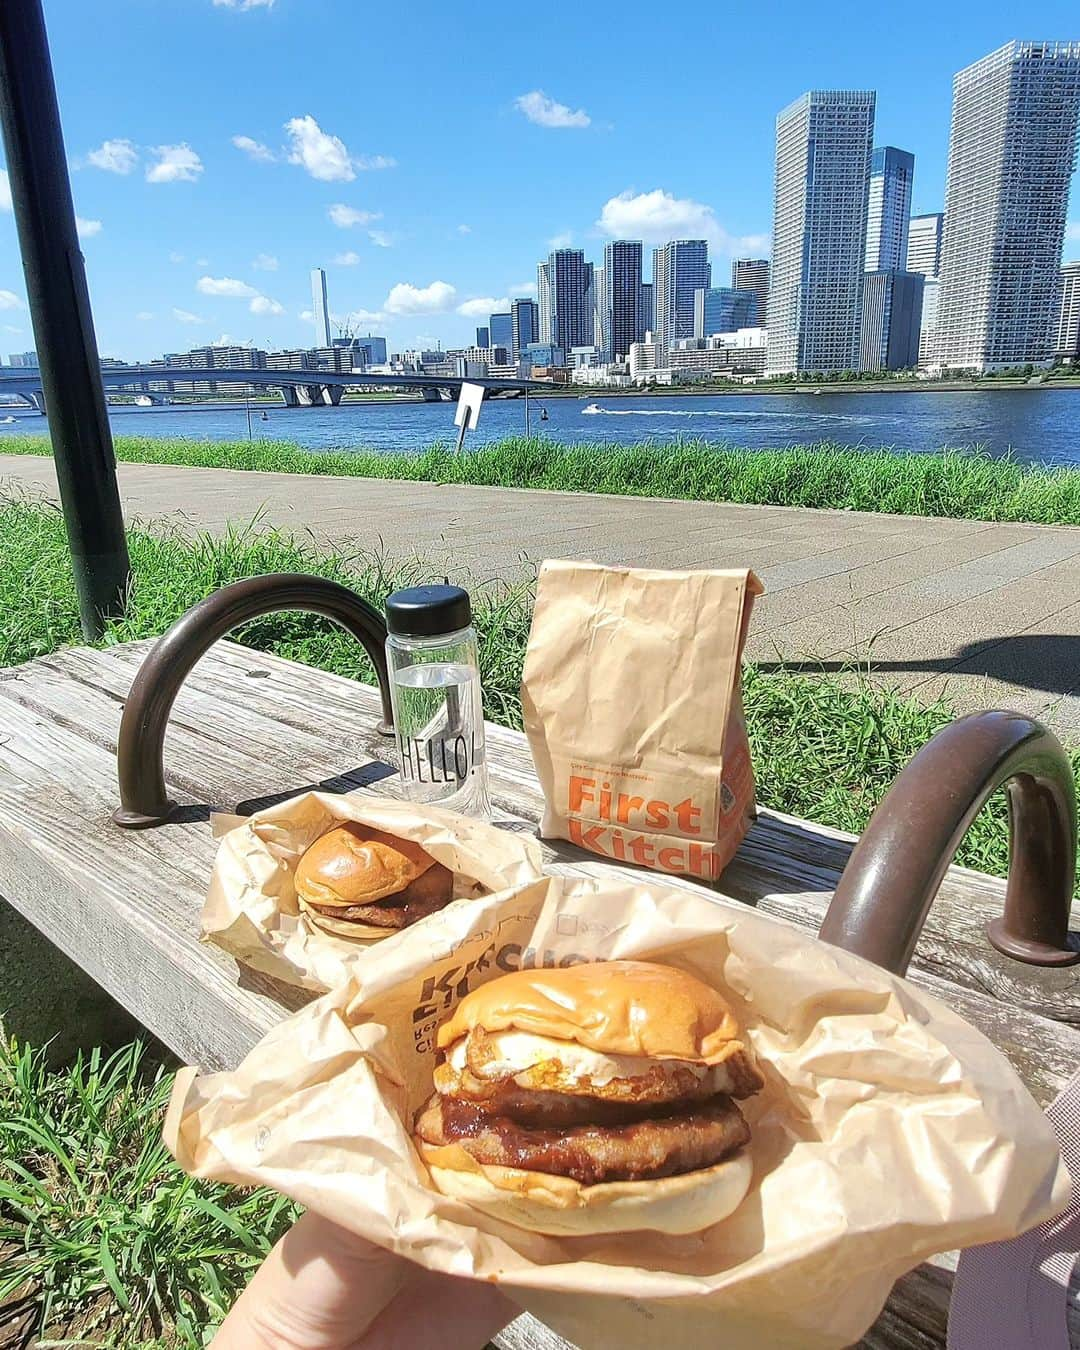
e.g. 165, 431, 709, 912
278, 386, 299, 407
27, 388, 45, 414
322, 384, 344, 406
421, 386, 442, 402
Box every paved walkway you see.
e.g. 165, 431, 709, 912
3, 453, 1079, 734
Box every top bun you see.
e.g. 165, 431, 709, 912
437, 960, 747, 1065
295, 823, 435, 909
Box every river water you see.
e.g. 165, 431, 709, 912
1, 386, 1077, 467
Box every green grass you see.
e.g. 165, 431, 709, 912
0, 1036, 297, 1347
7, 432, 1080, 525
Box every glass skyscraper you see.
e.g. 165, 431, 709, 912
488, 312, 512, 351
906, 213, 944, 278
693, 287, 759, 339
731, 259, 770, 330
936, 41, 1080, 370
537, 249, 594, 351
511, 298, 539, 358
475, 326, 489, 349
602, 240, 643, 360
639, 282, 654, 336
653, 241, 710, 353
768, 90, 876, 375
865, 147, 915, 271
859, 271, 924, 370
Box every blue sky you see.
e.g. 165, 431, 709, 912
0, 0, 1078, 361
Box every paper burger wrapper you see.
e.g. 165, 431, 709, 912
200, 791, 545, 992
169, 874, 1068, 1350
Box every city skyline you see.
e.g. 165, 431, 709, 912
0, 2, 1077, 359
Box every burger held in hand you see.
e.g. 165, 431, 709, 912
295, 822, 454, 939
413, 960, 764, 1235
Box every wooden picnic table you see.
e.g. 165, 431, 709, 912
0, 633, 1076, 1348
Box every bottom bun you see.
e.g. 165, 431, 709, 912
419, 1140, 753, 1236
299, 906, 396, 942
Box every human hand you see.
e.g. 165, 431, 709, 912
212, 1209, 517, 1349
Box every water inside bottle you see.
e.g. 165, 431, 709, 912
392, 661, 489, 814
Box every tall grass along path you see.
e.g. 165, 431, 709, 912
6, 433, 1080, 526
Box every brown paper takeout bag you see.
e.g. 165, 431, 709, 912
522, 560, 763, 883
168, 874, 1067, 1350
200, 791, 545, 992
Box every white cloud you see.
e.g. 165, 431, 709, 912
299, 308, 314, 322
213, 0, 274, 9
328, 203, 380, 229
1066, 221, 1080, 242
76, 217, 102, 239
197, 275, 258, 297
368, 229, 394, 248
168, 250, 185, 263
146, 144, 203, 184
548, 231, 574, 249
349, 307, 385, 324
3, 324, 22, 334
384, 280, 456, 315
509, 281, 537, 296
249, 294, 284, 315
136, 311, 154, 321
0, 171, 9, 211
457, 224, 471, 234
596, 188, 769, 256
173, 307, 204, 323
282, 116, 393, 182
232, 135, 275, 163
333, 251, 361, 266
457, 296, 509, 317
285, 115, 355, 182
0, 290, 23, 311
86, 138, 138, 174
515, 91, 590, 129
252, 252, 279, 271
195, 256, 210, 267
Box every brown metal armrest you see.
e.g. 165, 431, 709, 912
113, 574, 393, 829
819, 711, 1078, 975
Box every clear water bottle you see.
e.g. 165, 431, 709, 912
385, 584, 491, 817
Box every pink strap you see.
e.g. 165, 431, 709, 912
948, 1069, 1079, 1349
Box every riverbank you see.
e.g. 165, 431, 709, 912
547, 375, 1080, 397
7, 434, 1080, 525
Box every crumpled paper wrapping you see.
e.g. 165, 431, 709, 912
169, 874, 1068, 1350
200, 791, 545, 992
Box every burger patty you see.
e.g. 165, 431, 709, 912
415, 1091, 750, 1186
306, 862, 453, 929
431, 1071, 723, 1127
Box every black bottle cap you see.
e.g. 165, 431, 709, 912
385, 584, 471, 638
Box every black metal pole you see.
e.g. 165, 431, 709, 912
0, 0, 129, 639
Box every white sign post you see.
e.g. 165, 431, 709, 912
453, 380, 485, 454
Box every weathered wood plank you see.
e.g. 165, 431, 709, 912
0, 640, 1076, 1350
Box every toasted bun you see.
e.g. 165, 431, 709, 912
294, 823, 434, 909
437, 961, 747, 1066
419, 1141, 753, 1236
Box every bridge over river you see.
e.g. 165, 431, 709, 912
0, 364, 540, 412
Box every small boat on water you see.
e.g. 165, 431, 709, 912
581, 403, 603, 415
134, 395, 153, 407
